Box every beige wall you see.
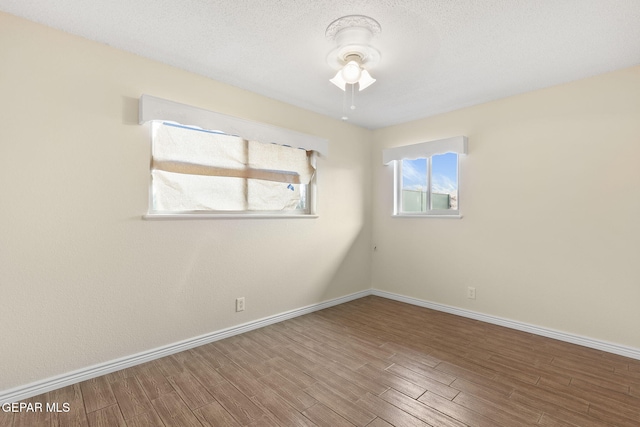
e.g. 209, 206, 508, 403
372, 66, 640, 349
2, 10, 640, 395
0, 13, 372, 390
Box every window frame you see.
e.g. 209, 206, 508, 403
383, 136, 467, 219
139, 95, 327, 219
393, 154, 461, 217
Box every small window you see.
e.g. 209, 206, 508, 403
382, 136, 467, 217
149, 122, 316, 215
398, 153, 459, 215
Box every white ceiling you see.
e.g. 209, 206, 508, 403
2, 0, 640, 129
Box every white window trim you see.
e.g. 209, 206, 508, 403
139, 95, 328, 219
143, 213, 319, 220
383, 136, 467, 218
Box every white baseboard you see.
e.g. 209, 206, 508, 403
4, 287, 639, 404
371, 289, 640, 361
0, 289, 370, 405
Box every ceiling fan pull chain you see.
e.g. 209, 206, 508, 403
341, 87, 349, 121
351, 83, 356, 110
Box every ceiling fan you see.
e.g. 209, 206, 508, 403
326, 15, 382, 92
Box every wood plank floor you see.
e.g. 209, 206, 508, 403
4, 296, 640, 426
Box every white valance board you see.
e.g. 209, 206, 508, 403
382, 136, 467, 164
139, 94, 329, 157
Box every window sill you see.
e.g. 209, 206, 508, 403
393, 214, 462, 219
143, 213, 319, 220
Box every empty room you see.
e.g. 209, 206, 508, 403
1, 1, 639, 426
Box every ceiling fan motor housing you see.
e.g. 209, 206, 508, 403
326, 15, 381, 70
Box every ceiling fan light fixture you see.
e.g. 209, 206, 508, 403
329, 70, 347, 90
341, 60, 362, 84
329, 61, 376, 91
326, 15, 381, 92
358, 69, 376, 91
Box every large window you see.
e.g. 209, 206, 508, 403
139, 95, 328, 218
383, 136, 467, 217
150, 122, 315, 214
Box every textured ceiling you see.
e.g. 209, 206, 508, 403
2, 0, 640, 129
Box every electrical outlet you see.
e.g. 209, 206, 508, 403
236, 297, 245, 312
467, 287, 476, 300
